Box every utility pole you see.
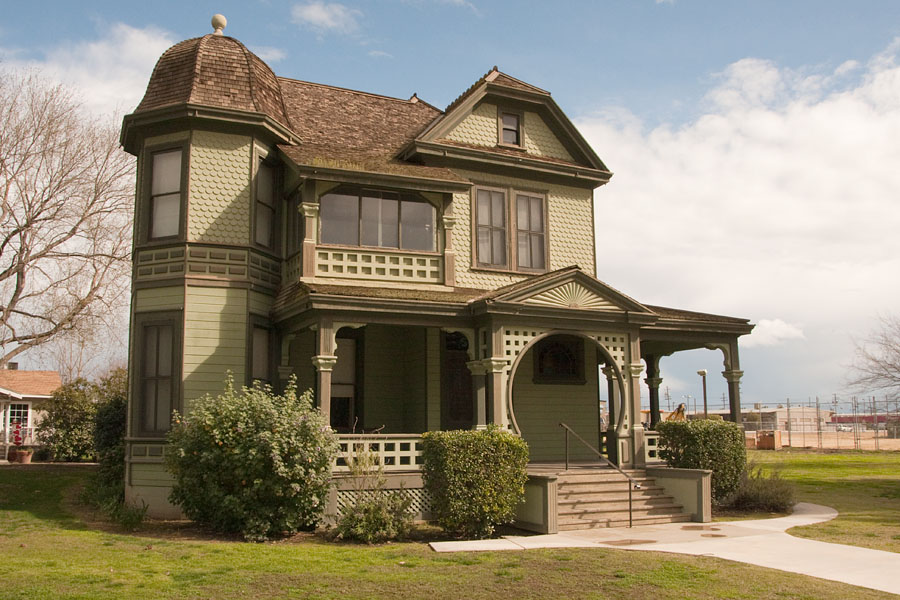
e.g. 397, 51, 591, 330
697, 370, 708, 419
786, 397, 792, 448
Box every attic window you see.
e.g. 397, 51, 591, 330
500, 112, 521, 146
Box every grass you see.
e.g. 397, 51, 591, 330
745, 449, 900, 552
0, 464, 895, 599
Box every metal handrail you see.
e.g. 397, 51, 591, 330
559, 422, 641, 528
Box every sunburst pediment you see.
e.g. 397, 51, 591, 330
522, 282, 621, 311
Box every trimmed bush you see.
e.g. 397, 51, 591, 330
36, 378, 97, 461
726, 462, 795, 513
166, 376, 339, 542
421, 426, 528, 539
656, 419, 746, 503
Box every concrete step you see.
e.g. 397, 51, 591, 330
559, 498, 682, 514
558, 512, 693, 530
557, 484, 667, 498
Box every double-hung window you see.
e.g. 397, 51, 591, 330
500, 112, 522, 146
149, 149, 182, 240
134, 312, 181, 436
475, 187, 547, 272
319, 188, 436, 252
254, 160, 278, 249
516, 194, 545, 270
475, 188, 507, 267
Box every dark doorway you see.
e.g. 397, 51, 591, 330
441, 332, 474, 430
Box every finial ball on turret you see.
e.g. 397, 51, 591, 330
212, 14, 227, 35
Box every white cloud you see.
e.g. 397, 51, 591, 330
291, 2, 362, 35
368, 50, 393, 59
251, 46, 287, 63
2, 23, 175, 117
577, 39, 900, 396
742, 319, 806, 348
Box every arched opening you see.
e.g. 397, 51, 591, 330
508, 331, 627, 463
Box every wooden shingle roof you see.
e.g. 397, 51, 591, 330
135, 34, 292, 131
276, 78, 466, 183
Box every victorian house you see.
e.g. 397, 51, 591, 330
121, 17, 752, 529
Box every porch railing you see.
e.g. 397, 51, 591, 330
559, 422, 640, 528
334, 434, 424, 473
1, 426, 36, 446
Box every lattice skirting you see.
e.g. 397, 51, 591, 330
333, 486, 433, 520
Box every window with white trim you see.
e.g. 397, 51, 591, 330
8, 403, 30, 429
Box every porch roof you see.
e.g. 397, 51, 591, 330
0, 370, 61, 400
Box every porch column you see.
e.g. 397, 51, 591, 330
723, 370, 744, 424
300, 201, 319, 279
312, 317, 336, 422
442, 214, 456, 287
467, 360, 488, 429
601, 366, 619, 464
628, 362, 646, 468
485, 358, 507, 427
645, 354, 662, 429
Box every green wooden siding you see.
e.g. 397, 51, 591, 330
130, 462, 174, 487
133, 286, 184, 312
362, 325, 426, 433
513, 343, 601, 461
182, 286, 248, 407
425, 328, 441, 431
289, 328, 317, 393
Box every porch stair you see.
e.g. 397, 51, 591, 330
556, 467, 692, 530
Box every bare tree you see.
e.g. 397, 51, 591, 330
0, 69, 134, 369
849, 315, 900, 401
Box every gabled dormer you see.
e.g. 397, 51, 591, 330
401, 67, 611, 188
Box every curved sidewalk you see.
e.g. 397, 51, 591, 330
430, 503, 900, 595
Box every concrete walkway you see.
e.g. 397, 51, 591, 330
430, 503, 900, 595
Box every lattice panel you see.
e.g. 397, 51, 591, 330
593, 333, 628, 370
335, 487, 432, 518
316, 248, 442, 283
503, 328, 548, 361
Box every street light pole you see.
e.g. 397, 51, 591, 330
697, 370, 708, 419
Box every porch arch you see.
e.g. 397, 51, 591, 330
506, 331, 628, 441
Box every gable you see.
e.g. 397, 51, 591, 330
484, 267, 654, 316
405, 69, 611, 186
444, 102, 575, 163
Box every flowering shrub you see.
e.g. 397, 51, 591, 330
166, 375, 338, 541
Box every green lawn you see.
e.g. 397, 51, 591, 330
0, 463, 894, 599
746, 449, 900, 553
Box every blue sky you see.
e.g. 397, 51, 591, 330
3, 1, 900, 412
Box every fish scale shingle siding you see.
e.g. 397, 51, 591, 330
188, 131, 252, 245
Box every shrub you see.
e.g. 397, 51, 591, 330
726, 462, 795, 513
165, 376, 339, 542
333, 440, 412, 544
421, 426, 528, 539
94, 368, 128, 489
36, 378, 98, 461
656, 419, 746, 503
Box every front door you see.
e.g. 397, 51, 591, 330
441, 332, 474, 431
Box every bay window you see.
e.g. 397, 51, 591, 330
319, 188, 436, 252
